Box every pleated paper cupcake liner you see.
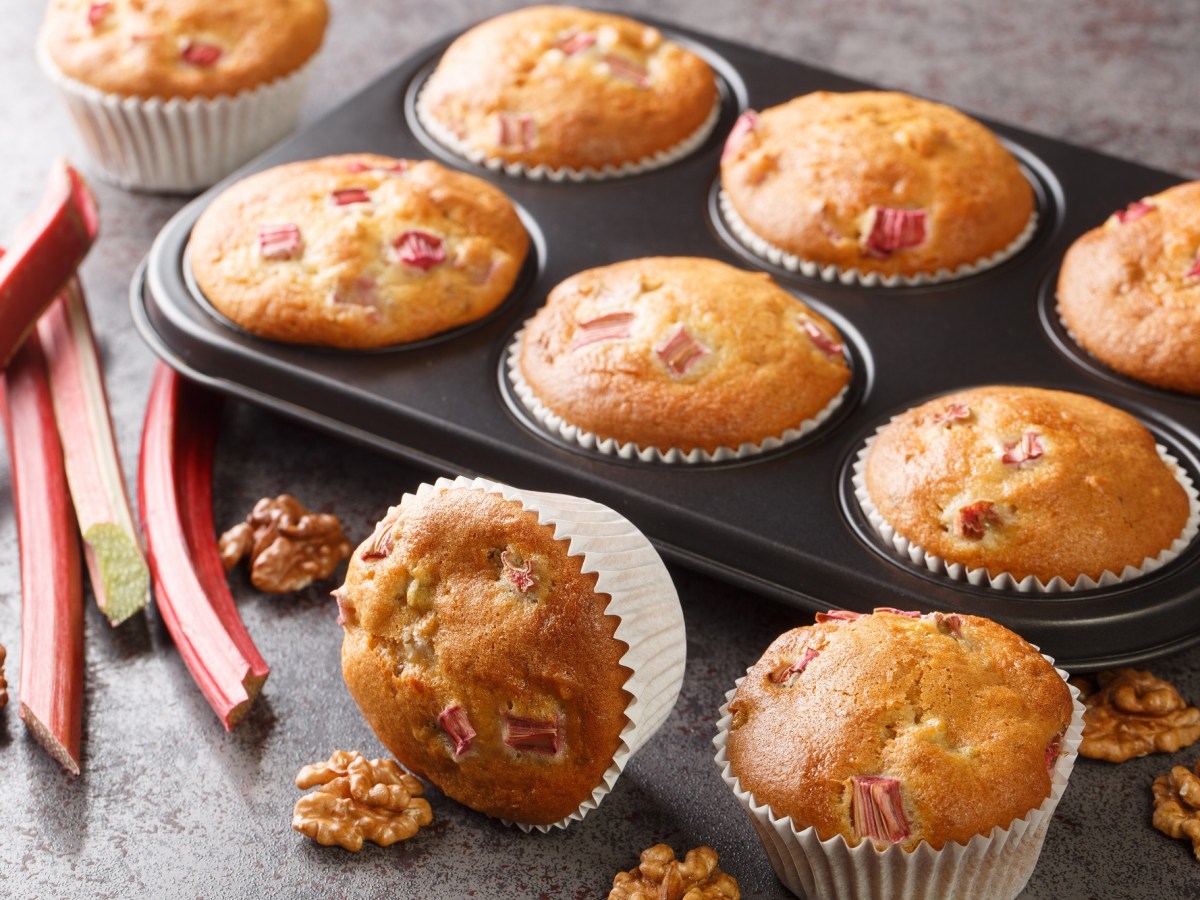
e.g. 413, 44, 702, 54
38, 41, 312, 193
718, 190, 1039, 287
713, 665, 1084, 900
419, 476, 686, 832
505, 326, 849, 464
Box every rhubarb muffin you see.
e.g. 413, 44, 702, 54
513, 257, 852, 460
720, 91, 1036, 283
1057, 181, 1200, 394
716, 608, 1080, 898
188, 154, 529, 348
858, 386, 1195, 588
337, 477, 686, 829
38, 0, 328, 190
418, 5, 719, 176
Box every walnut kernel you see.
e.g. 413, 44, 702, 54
1071, 668, 1200, 762
292, 750, 432, 852
1152, 760, 1200, 861
220, 494, 352, 593
609, 844, 740, 900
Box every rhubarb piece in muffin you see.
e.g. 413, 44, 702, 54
720, 91, 1035, 281
188, 154, 529, 348
418, 5, 719, 175
515, 257, 852, 457
861, 386, 1193, 586
1057, 180, 1200, 394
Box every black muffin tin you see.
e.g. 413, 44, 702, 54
132, 19, 1200, 670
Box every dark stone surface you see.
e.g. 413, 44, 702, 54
1, 2, 1199, 897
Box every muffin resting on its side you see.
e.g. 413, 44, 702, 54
419, 5, 718, 173
720, 91, 1035, 280
189, 154, 529, 348
1057, 180, 1200, 395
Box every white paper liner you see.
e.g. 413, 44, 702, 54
714, 655, 1084, 900
851, 428, 1200, 592
505, 326, 849, 464
416, 476, 686, 832
718, 190, 1039, 287
37, 40, 312, 193
416, 77, 721, 182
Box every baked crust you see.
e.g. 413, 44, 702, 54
726, 610, 1074, 850
518, 257, 852, 453
189, 155, 529, 348
721, 91, 1034, 277
338, 486, 631, 826
421, 5, 717, 171
40, 0, 328, 99
1057, 180, 1200, 395
863, 386, 1190, 583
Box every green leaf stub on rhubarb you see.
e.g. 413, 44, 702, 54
83, 522, 149, 625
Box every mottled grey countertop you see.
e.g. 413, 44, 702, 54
2, 1, 1200, 897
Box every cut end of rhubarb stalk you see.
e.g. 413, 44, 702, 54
20, 702, 81, 776
850, 775, 911, 844
222, 671, 270, 731
83, 522, 150, 625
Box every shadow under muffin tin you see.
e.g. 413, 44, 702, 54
134, 15, 1200, 669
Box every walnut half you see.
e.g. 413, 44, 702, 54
292, 750, 432, 852
1071, 668, 1200, 762
220, 494, 352, 593
1152, 760, 1200, 861
609, 845, 740, 900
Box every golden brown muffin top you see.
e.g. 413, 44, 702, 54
726, 609, 1074, 850
518, 257, 852, 453
40, 0, 328, 99
188, 154, 529, 349
338, 485, 631, 826
864, 386, 1191, 584
721, 91, 1035, 278
420, 5, 717, 171
1057, 180, 1200, 394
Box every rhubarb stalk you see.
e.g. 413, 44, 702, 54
138, 364, 269, 729
1, 329, 84, 775
38, 279, 149, 625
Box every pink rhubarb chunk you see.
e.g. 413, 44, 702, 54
864, 206, 927, 257
800, 319, 844, 357
654, 325, 709, 377
331, 187, 370, 206
1001, 431, 1044, 466
393, 231, 446, 271
957, 500, 998, 539
873, 607, 921, 618
180, 41, 222, 67
1115, 200, 1155, 223
343, 160, 407, 174
1186, 255, 1200, 280
769, 648, 819, 685
438, 705, 477, 757
500, 550, 537, 593
722, 110, 760, 162
256, 223, 301, 261
502, 713, 561, 755
814, 609, 863, 623
497, 113, 536, 151
925, 611, 964, 637
571, 311, 635, 350
851, 775, 911, 844
603, 53, 649, 87
1045, 731, 1064, 772
557, 30, 597, 55
935, 403, 971, 426
360, 516, 397, 561
87, 2, 111, 28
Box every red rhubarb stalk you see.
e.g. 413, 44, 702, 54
1, 330, 84, 775
138, 364, 269, 729
38, 280, 149, 625
0, 159, 98, 369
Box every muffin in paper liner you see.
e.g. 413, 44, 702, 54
851, 430, 1200, 593
416, 81, 721, 183
37, 41, 313, 193
713, 664, 1084, 900
365, 476, 686, 832
718, 190, 1039, 287
505, 325, 850, 464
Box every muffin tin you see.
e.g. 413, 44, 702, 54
131, 17, 1200, 670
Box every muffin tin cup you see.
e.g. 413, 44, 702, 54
713, 663, 1084, 900
504, 326, 850, 464
415, 80, 722, 182
717, 190, 1040, 287
37, 41, 313, 193
424, 476, 687, 832
850, 431, 1200, 592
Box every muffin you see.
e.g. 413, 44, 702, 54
1057, 180, 1200, 394
715, 608, 1082, 899
417, 5, 719, 178
337, 476, 686, 830
857, 386, 1196, 589
188, 154, 529, 348
38, 0, 329, 191
720, 91, 1036, 284
513, 257, 852, 462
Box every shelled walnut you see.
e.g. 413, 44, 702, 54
220, 494, 352, 593
1070, 668, 1200, 762
292, 750, 432, 852
609, 844, 740, 900
1152, 760, 1200, 861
